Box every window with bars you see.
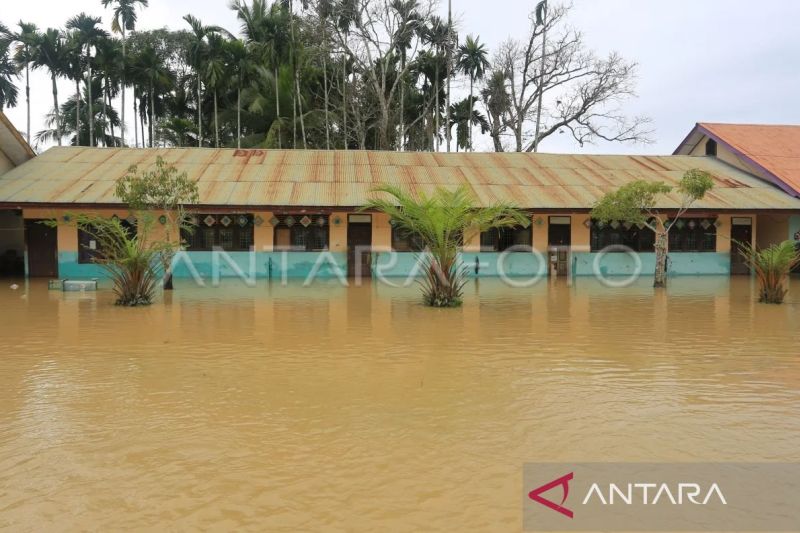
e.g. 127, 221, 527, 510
273, 214, 330, 251
667, 218, 717, 252
181, 214, 254, 252
78, 219, 137, 264
589, 220, 655, 252
480, 226, 532, 252
391, 224, 425, 252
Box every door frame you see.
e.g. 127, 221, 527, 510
730, 217, 753, 276
24, 218, 59, 278
548, 216, 572, 277
347, 214, 373, 280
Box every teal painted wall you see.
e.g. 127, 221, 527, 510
790, 215, 800, 241
373, 252, 546, 278
573, 252, 730, 277
58, 251, 348, 280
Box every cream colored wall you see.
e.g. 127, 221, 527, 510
254, 211, 274, 251
756, 214, 789, 248
531, 215, 548, 252
715, 215, 732, 253
329, 212, 348, 253
372, 213, 392, 251
23, 207, 132, 252
688, 136, 768, 181
571, 214, 591, 249
0, 150, 13, 175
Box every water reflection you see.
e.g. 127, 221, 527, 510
0, 277, 798, 530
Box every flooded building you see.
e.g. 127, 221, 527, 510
0, 113, 36, 277
1, 118, 800, 280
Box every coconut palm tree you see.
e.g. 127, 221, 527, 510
0, 39, 20, 112
12, 22, 39, 145
32, 28, 68, 146
456, 35, 489, 152
364, 186, 527, 307
66, 13, 109, 147
102, 0, 149, 147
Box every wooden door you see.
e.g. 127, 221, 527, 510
347, 221, 372, 279
548, 217, 572, 277
25, 219, 58, 278
730, 219, 752, 276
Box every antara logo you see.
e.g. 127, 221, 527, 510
528, 471, 728, 519
528, 472, 575, 519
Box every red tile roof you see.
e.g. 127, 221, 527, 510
675, 123, 800, 197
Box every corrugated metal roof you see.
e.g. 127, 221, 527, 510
1, 146, 799, 211
0, 112, 36, 168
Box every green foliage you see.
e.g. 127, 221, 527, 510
737, 240, 800, 304
363, 185, 528, 308
116, 156, 199, 211
678, 168, 715, 201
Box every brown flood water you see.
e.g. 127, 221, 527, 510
1, 276, 799, 531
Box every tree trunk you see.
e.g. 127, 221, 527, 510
274, 66, 281, 149
133, 89, 139, 148
25, 62, 30, 145
107, 81, 116, 146
197, 75, 203, 146
163, 270, 174, 291
101, 77, 108, 144
75, 79, 81, 146
214, 89, 219, 148
237, 83, 242, 149
434, 64, 439, 152
296, 75, 307, 149
51, 74, 61, 147
468, 75, 474, 151
87, 54, 94, 147
342, 57, 347, 150
150, 82, 155, 147
399, 53, 405, 152
654, 228, 668, 288
121, 30, 126, 147
322, 26, 330, 150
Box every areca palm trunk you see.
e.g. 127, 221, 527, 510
274, 65, 281, 149
149, 82, 155, 147
25, 61, 30, 145
399, 53, 405, 151
75, 78, 81, 146
107, 79, 116, 146
342, 57, 347, 150
87, 53, 94, 147
214, 89, 219, 148
434, 64, 439, 151
468, 74, 474, 151
133, 88, 138, 148
237, 82, 241, 149
51, 73, 61, 146
101, 77, 108, 143
197, 74, 202, 146
296, 75, 307, 149
121, 28, 126, 147
322, 37, 330, 150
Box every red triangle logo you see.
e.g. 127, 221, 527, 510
528, 472, 574, 519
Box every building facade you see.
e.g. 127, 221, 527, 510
1, 139, 799, 281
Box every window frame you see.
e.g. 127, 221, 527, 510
272, 214, 330, 252
480, 225, 533, 252
182, 214, 255, 252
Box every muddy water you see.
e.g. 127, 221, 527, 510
0, 277, 799, 531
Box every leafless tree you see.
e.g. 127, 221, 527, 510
329, 0, 437, 150
483, 2, 651, 152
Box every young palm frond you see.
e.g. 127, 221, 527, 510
737, 240, 800, 304
364, 185, 527, 308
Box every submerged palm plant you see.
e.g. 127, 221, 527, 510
364, 185, 528, 308
70, 215, 167, 306
737, 240, 800, 304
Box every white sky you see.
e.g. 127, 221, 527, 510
3, 0, 800, 154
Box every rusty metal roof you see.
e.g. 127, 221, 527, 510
1, 146, 799, 211
0, 112, 36, 168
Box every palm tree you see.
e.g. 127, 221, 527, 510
0, 39, 20, 112
391, 0, 421, 151
448, 97, 489, 152
204, 33, 227, 148
37, 81, 120, 146
422, 17, 449, 151
64, 31, 85, 145
457, 35, 490, 152
131, 46, 173, 147
32, 28, 68, 146
183, 15, 225, 147
93, 37, 124, 145
737, 240, 800, 304
102, 0, 149, 147
363, 185, 527, 308
225, 38, 253, 149
13, 22, 39, 145
66, 13, 108, 147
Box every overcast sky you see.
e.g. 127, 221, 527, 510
2, 0, 799, 154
